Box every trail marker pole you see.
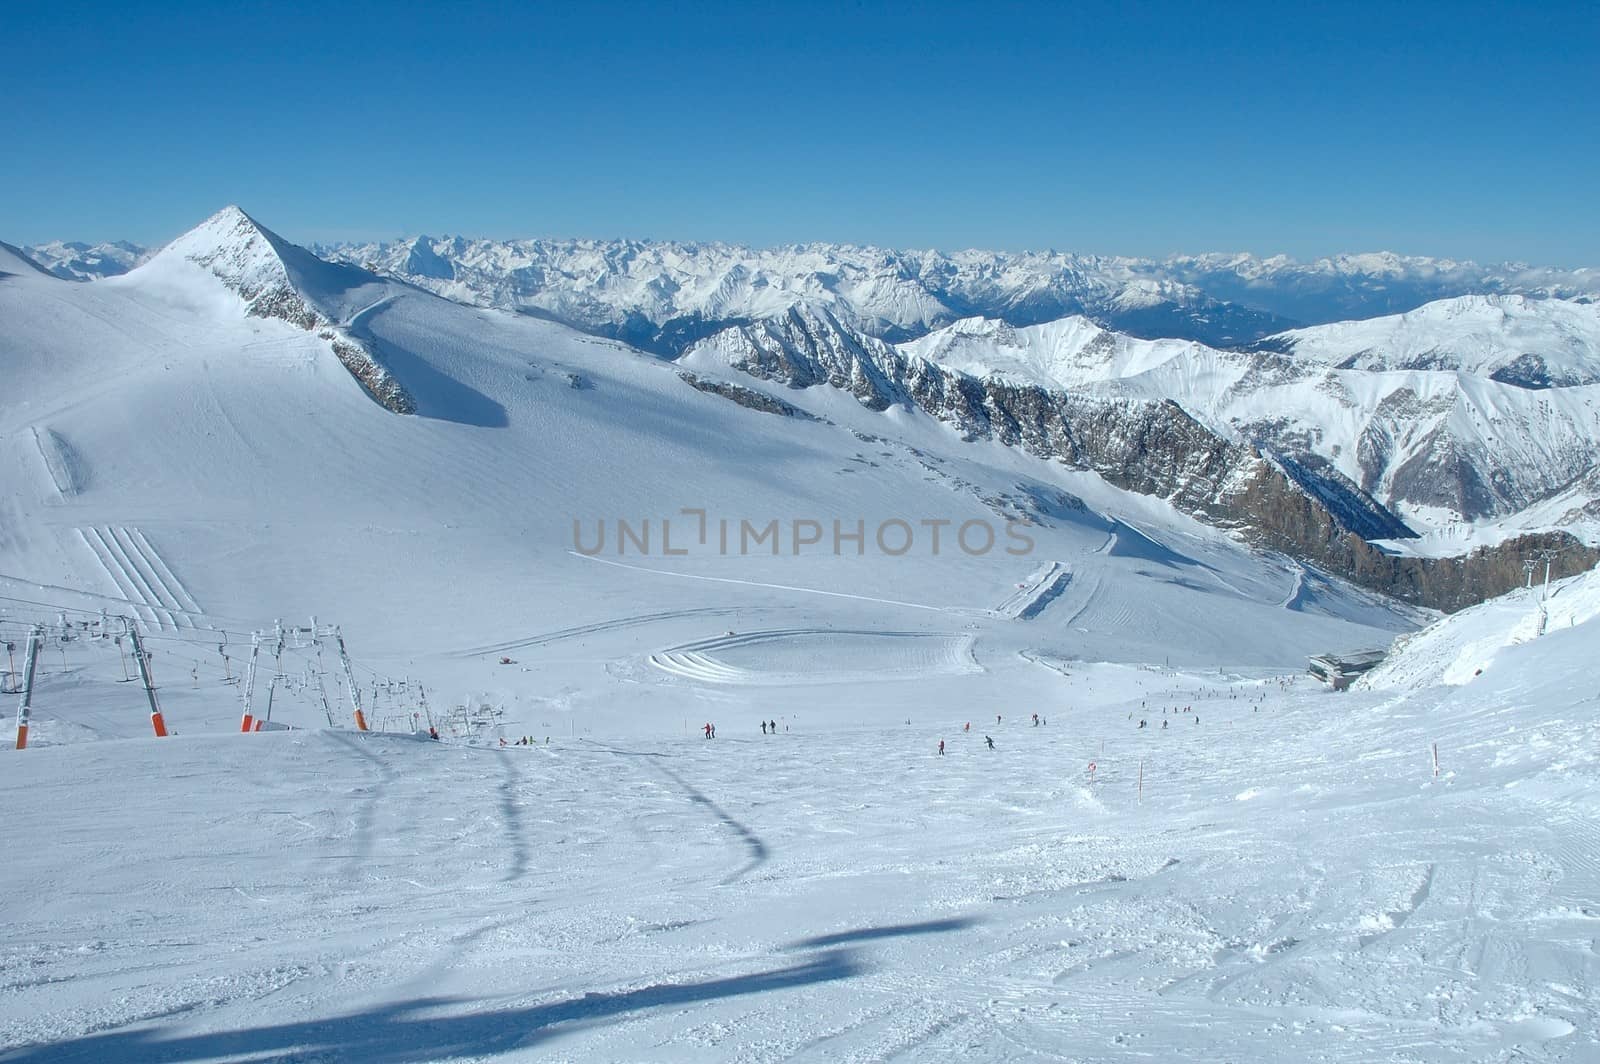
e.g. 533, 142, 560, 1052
128, 626, 168, 738
13, 627, 42, 750
1138, 758, 1144, 804
1432, 742, 1439, 778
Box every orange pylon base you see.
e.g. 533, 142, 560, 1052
354, 709, 368, 731
240, 714, 254, 733
14, 723, 27, 750
151, 712, 168, 738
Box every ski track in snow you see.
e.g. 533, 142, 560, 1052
452, 607, 752, 658
72, 526, 201, 630
647, 628, 981, 686
4, 619, 1599, 1061
568, 550, 968, 614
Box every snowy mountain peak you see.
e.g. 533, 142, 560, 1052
114, 207, 412, 414
0, 239, 54, 279
131, 206, 390, 331
148, 205, 295, 296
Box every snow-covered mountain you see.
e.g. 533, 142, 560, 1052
681, 303, 1600, 610
37, 227, 1600, 349
314, 237, 1293, 350
880, 301, 1600, 538
117, 207, 413, 413
312, 237, 1600, 350
1260, 293, 1600, 388
1, 239, 54, 278
13, 208, 1599, 611
22, 238, 146, 280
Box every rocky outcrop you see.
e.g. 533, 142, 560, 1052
687, 310, 1595, 611
677, 372, 814, 419
327, 337, 416, 415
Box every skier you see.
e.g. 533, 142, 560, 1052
985, 735, 996, 750
703, 722, 712, 739
428, 726, 440, 741
761, 720, 768, 735
938, 739, 945, 755
1032, 713, 1039, 727
963, 722, 970, 732
710, 723, 716, 739
1162, 720, 1168, 730
769, 719, 776, 734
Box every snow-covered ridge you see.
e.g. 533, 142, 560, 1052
877, 300, 1600, 540
0, 239, 55, 278
1263, 294, 1600, 388
1358, 563, 1600, 691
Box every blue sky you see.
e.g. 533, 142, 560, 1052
3, 0, 1595, 263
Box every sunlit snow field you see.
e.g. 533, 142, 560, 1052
2, 222, 1597, 1062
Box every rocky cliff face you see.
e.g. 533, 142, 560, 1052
687, 311, 1599, 611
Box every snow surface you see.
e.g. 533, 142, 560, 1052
2, 212, 1596, 1062
1359, 565, 1600, 692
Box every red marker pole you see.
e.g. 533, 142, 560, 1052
128, 627, 168, 737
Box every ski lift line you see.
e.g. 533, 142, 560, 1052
0, 580, 270, 630
0, 617, 245, 657
344, 656, 401, 686
0, 607, 321, 657
1, 614, 354, 682
0, 590, 258, 636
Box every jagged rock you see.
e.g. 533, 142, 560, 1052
677, 372, 813, 419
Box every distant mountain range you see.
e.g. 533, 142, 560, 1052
28, 234, 1599, 350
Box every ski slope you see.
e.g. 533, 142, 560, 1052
4, 612, 1598, 1062
2, 210, 1595, 1061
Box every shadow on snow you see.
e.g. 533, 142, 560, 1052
1, 951, 862, 1064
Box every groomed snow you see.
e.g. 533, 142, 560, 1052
2, 212, 1596, 1062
